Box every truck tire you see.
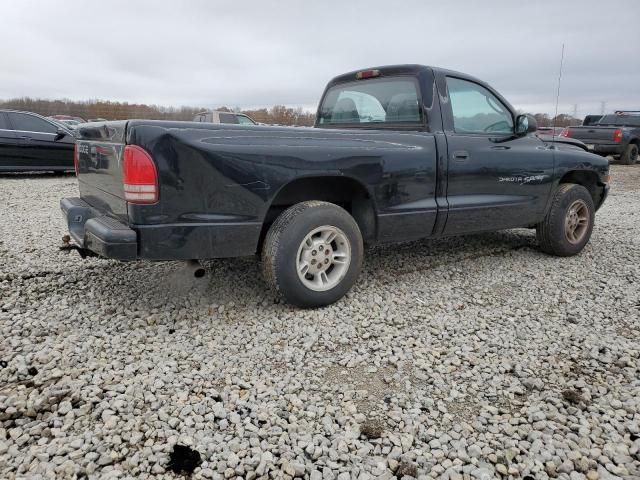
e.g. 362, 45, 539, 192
261, 201, 364, 307
536, 183, 595, 257
620, 143, 638, 165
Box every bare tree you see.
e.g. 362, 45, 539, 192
0, 97, 321, 127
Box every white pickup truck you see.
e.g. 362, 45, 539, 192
192, 110, 257, 125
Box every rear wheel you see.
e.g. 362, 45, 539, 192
536, 183, 595, 257
261, 201, 364, 307
620, 143, 638, 165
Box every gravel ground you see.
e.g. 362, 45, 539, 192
1, 165, 639, 480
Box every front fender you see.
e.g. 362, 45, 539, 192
543, 148, 609, 215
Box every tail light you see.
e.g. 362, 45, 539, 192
73, 143, 79, 175
613, 128, 623, 143
560, 127, 571, 138
122, 145, 158, 204
356, 69, 380, 80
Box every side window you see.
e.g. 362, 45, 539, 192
0, 113, 9, 130
236, 115, 255, 125
446, 77, 513, 134
219, 113, 239, 124
8, 113, 58, 134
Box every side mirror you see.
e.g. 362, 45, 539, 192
515, 114, 537, 136
54, 128, 67, 141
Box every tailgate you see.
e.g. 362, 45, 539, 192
569, 126, 617, 144
75, 121, 128, 222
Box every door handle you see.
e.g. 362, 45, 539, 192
452, 150, 469, 161
18, 135, 32, 141
491, 145, 510, 150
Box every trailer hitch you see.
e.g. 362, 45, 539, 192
59, 235, 96, 258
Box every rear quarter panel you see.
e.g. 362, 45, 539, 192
125, 122, 439, 248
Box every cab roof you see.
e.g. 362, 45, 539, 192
326, 64, 485, 87
324, 64, 516, 116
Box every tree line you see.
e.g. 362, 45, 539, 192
0, 97, 581, 127
531, 113, 582, 127
0, 98, 316, 126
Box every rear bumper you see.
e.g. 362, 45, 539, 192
584, 143, 623, 155
61, 198, 137, 260
61, 197, 261, 260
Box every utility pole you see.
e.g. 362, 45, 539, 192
600, 101, 607, 115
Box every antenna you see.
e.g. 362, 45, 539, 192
552, 44, 565, 140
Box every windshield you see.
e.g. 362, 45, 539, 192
597, 114, 640, 127
318, 77, 422, 126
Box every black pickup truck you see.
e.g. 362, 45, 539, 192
62, 65, 609, 307
561, 111, 640, 164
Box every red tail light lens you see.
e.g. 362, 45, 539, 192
613, 128, 623, 143
122, 145, 158, 204
73, 143, 79, 175
560, 127, 571, 138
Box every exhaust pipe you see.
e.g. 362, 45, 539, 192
185, 260, 206, 278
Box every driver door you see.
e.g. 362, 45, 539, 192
441, 76, 553, 235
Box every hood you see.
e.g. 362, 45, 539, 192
536, 134, 588, 151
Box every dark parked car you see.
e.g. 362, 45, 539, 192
62, 64, 609, 307
560, 111, 640, 164
1, 109, 75, 172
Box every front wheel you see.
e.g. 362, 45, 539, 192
536, 183, 595, 257
261, 201, 364, 307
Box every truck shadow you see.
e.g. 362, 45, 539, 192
363, 228, 538, 278
86, 228, 539, 318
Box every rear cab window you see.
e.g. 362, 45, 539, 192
318, 76, 422, 127
219, 113, 239, 124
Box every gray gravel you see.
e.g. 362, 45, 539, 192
1, 165, 639, 480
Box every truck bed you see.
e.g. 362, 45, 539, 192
72, 120, 439, 259
562, 125, 622, 154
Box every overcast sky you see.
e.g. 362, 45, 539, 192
2, 0, 639, 116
